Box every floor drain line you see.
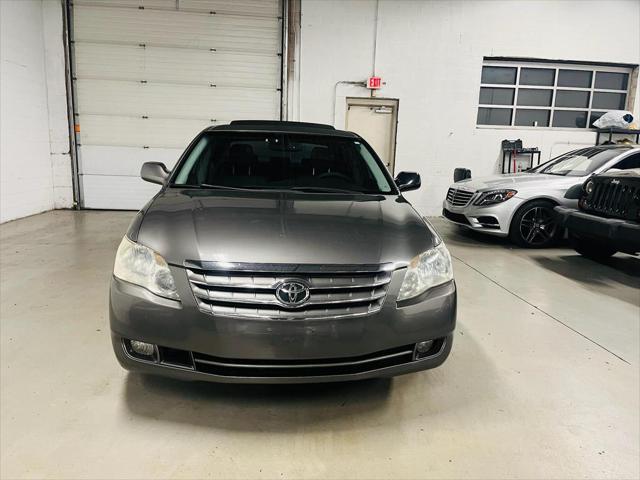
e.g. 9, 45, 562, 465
451, 254, 631, 365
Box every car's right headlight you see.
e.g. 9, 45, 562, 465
397, 242, 454, 302
113, 236, 180, 300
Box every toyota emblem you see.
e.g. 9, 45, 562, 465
275, 280, 310, 307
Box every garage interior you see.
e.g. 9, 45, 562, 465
2, 212, 638, 478
1, 0, 639, 479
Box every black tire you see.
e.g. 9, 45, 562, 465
569, 233, 617, 260
509, 200, 561, 248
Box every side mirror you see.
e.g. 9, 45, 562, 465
564, 183, 584, 200
141, 162, 170, 185
395, 171, 421, 192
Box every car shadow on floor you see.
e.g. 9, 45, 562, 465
123, 374, 394, 432
121, 331, 496, 432
533, 253, 640, 306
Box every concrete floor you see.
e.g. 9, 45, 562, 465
1, 210, 638, 479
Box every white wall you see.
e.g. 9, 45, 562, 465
0, 0, 72, 223
297, 0, 640, 215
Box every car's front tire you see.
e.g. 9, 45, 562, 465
509, 200, 561, 248
569, 233, 617, 260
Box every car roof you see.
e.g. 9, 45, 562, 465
586, 144, 638, 151
562, 144, 639, 157
206, 120, 359, 138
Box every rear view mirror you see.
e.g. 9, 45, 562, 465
141, 162, 170, 185
395, 171, 421, 192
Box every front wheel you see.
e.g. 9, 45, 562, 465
569, 234, 617, 260
509, 200, 561, 248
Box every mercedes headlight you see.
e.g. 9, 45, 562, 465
398, 242, 454, 302
113, 236, 180, 300
473, 189, 517, 206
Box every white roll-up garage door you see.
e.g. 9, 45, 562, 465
71, 0, 282, 209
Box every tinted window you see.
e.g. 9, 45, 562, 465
172, 133, 394, 194
607, 153, 640, 171
592, 92, 626, 110
515, 109, 550, 127
534, 148, 628, 176
481, 66, 517, 85
517, 89, 552, 106
519, 68, 555, 86
553, 110, 588, 128
557, 69, 592, 88
555, 90, 590, 108
477, 63, 631, 130
479, 87, 514, 105
477, 107, 512, 125
595, 72, 629, 90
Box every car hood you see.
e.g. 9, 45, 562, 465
452, 173, 580, 192
135, 189, 437, 266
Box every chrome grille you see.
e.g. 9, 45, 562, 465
185, 262, 393, 319
446, 188, 475, 207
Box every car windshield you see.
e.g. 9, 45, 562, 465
171, 132, 394, 194
530, 147, 627, 177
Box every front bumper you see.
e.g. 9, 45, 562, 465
441, 197, 522, 236
112, 333, 453, 384
109, 268, 457, 384
554, 206, 640, 254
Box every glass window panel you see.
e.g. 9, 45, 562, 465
592, 92, 626, 110
555, 90, 590, 108
517, 88, 552, 106
595, 72, 629, 90
589, 111, 606, 128
477, 107, 512, 126
172, 133, 394, 192
481, 66, 517, 85
536, 149, 629, 176
514, 109, 550, 127
479, 87, 514, 105
552, 110, 588, 128
519, 68, 555, 86
609, 153, 640, 171
557, 69, 592, 88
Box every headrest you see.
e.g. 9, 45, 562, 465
230, 143, 254, 158
310, 147, 329, 161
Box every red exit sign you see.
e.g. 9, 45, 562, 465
367, 76, 382, 89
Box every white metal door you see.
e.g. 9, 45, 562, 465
71, 0, 282, 209
345, 98, 398, 173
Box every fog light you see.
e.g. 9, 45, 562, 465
416, 340, 434, 353
130, 340, 155, 356
414, 340, 435, 359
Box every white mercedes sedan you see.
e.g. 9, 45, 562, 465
442, 145, 640, 248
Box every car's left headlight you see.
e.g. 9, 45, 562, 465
473, 189, 517, 206
113, 236, 180, 300
584, 180, 595, 195
398, 242, 454, 302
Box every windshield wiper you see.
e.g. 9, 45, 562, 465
198, 184, 265, 191
287, 186, 367, 194
171, 183, 246, 190
177, 184, 376, 194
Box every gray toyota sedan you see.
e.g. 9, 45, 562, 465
110, 121, 456, 384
